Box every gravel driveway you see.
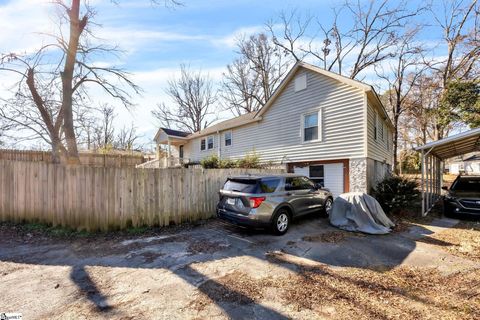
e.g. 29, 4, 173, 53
1, 215, 479, 319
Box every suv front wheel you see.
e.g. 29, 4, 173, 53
272, 209, 290, 235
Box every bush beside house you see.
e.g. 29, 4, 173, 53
372, 175, 420, 213
200, 153, 262, 169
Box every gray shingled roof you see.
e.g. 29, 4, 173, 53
161, 128, 190, 137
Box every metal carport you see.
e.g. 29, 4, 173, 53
415, 128, 480, 216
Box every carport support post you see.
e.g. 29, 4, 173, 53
428, 155, 435, 210
421, 149, 425, 215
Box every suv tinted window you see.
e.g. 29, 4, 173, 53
451, 177, 480, 192
259, 179, 280, 193
223, 179, 258, 193
285, 177, 314, 191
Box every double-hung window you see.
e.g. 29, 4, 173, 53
224, 131, 232, 147
200, 139, 206, 151
303, 111, 319, 142
207, 136, 214, 149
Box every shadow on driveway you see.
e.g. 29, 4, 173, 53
0, 215, 463, 318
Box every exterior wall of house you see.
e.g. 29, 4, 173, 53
185, 68, 367, 164
366, 104, 393, 164
365, 104, 393, 191
165, 66, 394, 194
449, 161, 480, 174
182, 133, 219, 161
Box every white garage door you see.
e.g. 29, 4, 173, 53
293, 163, 344, 197
323, 163, 344, 197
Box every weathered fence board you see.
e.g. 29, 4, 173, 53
0, 149, 146, 167
0, 160, 284, 231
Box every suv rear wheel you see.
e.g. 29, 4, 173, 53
272, 209, 290, 235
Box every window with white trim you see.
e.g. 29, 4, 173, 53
309, 165, 325, 186
207, 135, 214, 149
374, 112, 378, 140
303, 111, 320, 142
200, 139, 206, 151
224, 131, 232, 147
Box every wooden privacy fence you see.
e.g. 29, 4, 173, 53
0, 149, 146, 167
0, 160, 284, 231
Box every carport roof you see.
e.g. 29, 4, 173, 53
415, 128, 480, 160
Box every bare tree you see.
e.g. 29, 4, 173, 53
0, 0, 178, 162
402, 74, 444, 146
92, 105, 116, 151
268, 1, 422, 79
425, 0, 480, 139
115, 124, 142, 151
267, 10, 312, 62
152, 64, 217, 132
376, 28, 425, 173
221, 33, 290, 116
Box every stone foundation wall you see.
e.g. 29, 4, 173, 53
349, 158, 368, 193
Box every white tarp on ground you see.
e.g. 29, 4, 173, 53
329, 192, 395, 234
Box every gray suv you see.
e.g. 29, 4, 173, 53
216, 174, 334, 235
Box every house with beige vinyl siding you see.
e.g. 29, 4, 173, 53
154, 61, 394, 196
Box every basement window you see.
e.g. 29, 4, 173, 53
309, 165, 325, 186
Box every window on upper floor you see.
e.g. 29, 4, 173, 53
380, 120, 384, 140
374, 111, 378, 140
200, 139, 206, 151
224, 131, 232, 147
207, 135, 214, 149
302, 110, 321, 142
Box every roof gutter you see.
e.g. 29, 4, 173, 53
186, 116, 263, 140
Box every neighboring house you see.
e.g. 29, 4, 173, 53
446, 153, 480, 175
154, 61, 394, 196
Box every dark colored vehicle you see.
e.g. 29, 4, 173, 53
216, 174, 334, 235
443, 175, 480, 218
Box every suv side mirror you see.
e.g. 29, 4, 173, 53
314, 183, 323, 190
441, 186, 448, 191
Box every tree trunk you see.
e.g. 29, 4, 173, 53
61, 0, 87, 164
393, 113, 399, 174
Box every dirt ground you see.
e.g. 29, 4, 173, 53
1, 214, 479, 320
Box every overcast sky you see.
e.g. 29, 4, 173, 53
0, 0, 450, 149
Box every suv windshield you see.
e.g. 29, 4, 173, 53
223, 178, 280, 194
451, 177, 480, 192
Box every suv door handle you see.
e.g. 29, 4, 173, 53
285, 192, 292, 196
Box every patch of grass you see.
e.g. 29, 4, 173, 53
125, 226, 150, 235
1, 221, 94, 238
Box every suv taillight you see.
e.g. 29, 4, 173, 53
249, 196, 266, 208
